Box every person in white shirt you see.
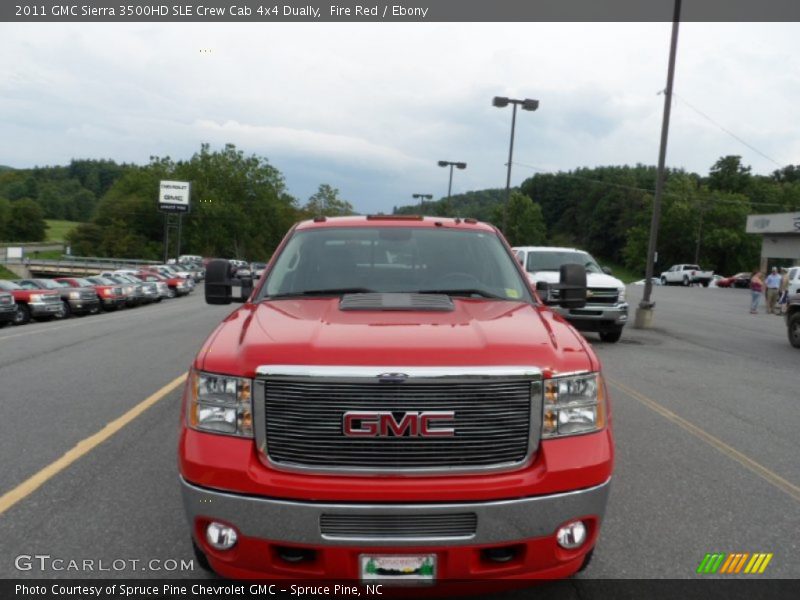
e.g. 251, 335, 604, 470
764, 267, 782, 315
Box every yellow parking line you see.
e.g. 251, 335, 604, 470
0, 373, 187, 517
608, 378, 800, 504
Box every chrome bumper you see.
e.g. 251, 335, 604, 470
180, 477, 610, 547
556, 303, 628, 328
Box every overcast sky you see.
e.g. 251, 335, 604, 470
2, 22, 800, 213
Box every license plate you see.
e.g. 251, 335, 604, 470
360, 554, 436, 583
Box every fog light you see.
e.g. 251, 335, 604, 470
206, 522, 238, 550
556, 521, 587, 549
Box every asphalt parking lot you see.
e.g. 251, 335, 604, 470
0, 284, 797, 587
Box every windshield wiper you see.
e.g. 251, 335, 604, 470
415, 288, 508, 300
266, 287, 376, 299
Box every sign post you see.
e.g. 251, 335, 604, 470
158, 180, 191, 262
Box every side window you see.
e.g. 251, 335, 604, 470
515, 251, 525, 266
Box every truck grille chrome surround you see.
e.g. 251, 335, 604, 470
320, 513, 477, 541
254, 366, 542, 475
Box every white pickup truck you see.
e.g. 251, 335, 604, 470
660, 264, 714, 287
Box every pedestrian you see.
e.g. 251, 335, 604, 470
778, 268, 790, 315
749, 270, 763, 314
764, 267, 782, 314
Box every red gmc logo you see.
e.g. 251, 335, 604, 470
343, 411, 455, 438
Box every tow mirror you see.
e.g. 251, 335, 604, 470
239, 276, 254, 301
557, 264, 587, 309
205, 259, 233, 304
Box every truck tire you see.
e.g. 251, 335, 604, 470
59, 300, 71, 319
789, 313, 800, 349
191, 540, 214, 573
682, 275, 690, 286
599, 328, 623, 343
13, 304, 31, 325
577, 548, 595, 573
661, 276, 667, 286
702, 280, 709, 288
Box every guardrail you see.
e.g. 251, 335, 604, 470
23, 256, 162, 277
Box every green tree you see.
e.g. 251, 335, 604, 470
7, 198, 46, 241
0, 197, 11, 240
494, 192, 547, 246
304, 184, 355, 217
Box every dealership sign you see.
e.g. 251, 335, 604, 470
159, 180, 191, 213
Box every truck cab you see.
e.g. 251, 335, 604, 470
179, 216, 614, 585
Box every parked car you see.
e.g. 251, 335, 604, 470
114, 273, 160, 303
136, 270, 191, 298
716, 272, 751, 289
16, 278, 100, 318
250, 262, 267, 279
660, 264, 714, 287
0, 280, 63, 324
786, 267, 800, 297
109, 271, 169, 300
513, 246, 628, 343
0, 290, 16, 327
786, 293, 800, 348
56, 276, 127, 311
88, 275, 140, 307
632, 277, 662, 286
150, 265, 196, 289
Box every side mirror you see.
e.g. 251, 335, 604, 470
557, 264, 587, 309
535, 280, 553, 304
602, 266, 613, 275
239, 276, 254, 302
205, 259, 233, 305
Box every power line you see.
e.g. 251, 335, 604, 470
671, 92, 784, 169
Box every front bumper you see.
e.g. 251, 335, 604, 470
181, 477, 609, 579
102, 296, 127, 308
68, 298, 100, 313
556, 303, 628, 331
29, 302, 63, 317
0, 305, 16, 323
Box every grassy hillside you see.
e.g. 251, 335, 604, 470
45, 219, 82, 242
0, 264, 18, 279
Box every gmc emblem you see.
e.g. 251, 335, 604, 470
343, 411, 455, 438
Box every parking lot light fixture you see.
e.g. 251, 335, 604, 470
438, 161, 467, 199
493, 96, 539, 232
412, 193, 433, 209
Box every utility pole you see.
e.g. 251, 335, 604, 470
635, 0, 682, 328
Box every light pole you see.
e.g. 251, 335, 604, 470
437, 160, 467, 199
412, 193, 433, 209
635, 0, 682, 329
493, 96, 539, 232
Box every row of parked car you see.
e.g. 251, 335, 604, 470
0, 263, 203, 327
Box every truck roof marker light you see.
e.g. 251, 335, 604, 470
313, 216, 327, 222
366, 214, 424, 221
464, 217, 478, 224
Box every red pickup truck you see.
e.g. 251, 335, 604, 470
0, 280, 63, 324
179, 216, 613, 585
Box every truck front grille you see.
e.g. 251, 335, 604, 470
320, 513, 477, 540
551, 287, 619, 304
0, 294, 13, 305
42, 294, 61, 304
258, 370, 540, 474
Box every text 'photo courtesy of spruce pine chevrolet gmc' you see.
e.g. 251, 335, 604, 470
178, 215, 614, 588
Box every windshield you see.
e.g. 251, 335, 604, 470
89, 277, 115, 285
35, 279, 63, 289
262, 227, 531, 302
0, 281, 21, 291
526, 250, 602, 274
76, 278, 93, 287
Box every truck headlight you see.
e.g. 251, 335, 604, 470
188, 371, 253, 438
542, 373, 606, 438
30, 294, 43, 302
69, 291, 81, 300
617, 287, 626, 302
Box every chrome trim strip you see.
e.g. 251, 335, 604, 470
253, 365, 542, 476
255, 365, 542, 379
180, 477, 611, 547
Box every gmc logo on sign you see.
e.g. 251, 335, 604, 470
343, 411, 455, 438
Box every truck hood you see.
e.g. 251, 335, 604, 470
198, 298, 596, 377
525, 271, 624, 289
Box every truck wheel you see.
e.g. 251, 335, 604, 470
59, 301, 71, 319
702, 281, 709, 288
682, 276, 690, 287
167, 288, 176, 299
192, 540, 214, 573
13, 304, 31, 325
599, 328, 623, 343
660, 277, 667, 286
577, 548, 595, 573
789, 313, 800, 349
